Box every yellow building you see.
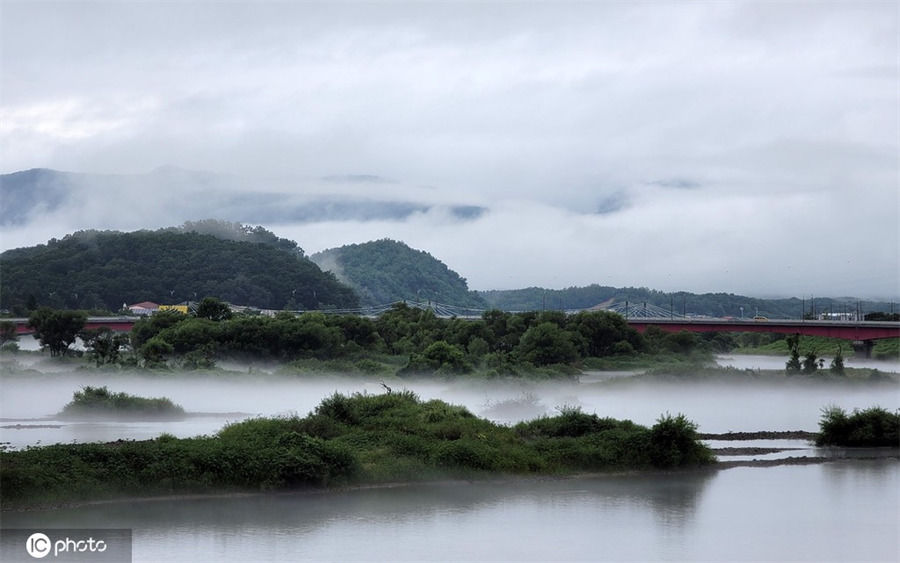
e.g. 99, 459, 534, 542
159, 304, 190, 314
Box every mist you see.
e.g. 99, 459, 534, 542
2, 1, 898, 298
3, 360, 898, 452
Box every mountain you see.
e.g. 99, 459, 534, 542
310, 239, 487, 309
0, 168, 76, 225
0, 168, 487, 234
478, 285, 895, 319
0, 225, 358, 313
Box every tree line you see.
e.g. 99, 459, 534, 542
14, 300, 721, 375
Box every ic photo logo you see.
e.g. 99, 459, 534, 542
25, 533, 51, 559
24, 531, 108, 559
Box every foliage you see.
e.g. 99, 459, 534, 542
830, 347, 845, 376
139, 336, 174, 366
194, 296, 233, 321
479, 285, 897, 320
310, 239, 486, 308
60, 386, 185, 418
872, 338, 899, 361
785, 334, 802, 373
27, 307, 86, 356
816, 406, 899, 447
80, 327, 129, 366
648, 413, 715, 468
0, 321, 17, 344
0, 227, 358, 313
122, 305, 648, 373
0, 392, 713, 508
514, 322, 579, 366
802, 351, 819, 374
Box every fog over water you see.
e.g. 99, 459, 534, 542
2, 355, 898, 450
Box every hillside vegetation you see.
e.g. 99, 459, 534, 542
311, 239, 486, 308
479, 285, 896, 320
0, 224, 358, 313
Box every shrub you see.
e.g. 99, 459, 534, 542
817, 406, 900, 447
648, 413, 714, 468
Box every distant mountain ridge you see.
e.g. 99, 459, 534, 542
0, 167, 487, 229
477, 285, 895, 320
311, 239, 487, 309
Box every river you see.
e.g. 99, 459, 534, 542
1, 355, 898, 561
3, 461, 898, 562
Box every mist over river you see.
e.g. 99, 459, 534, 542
2, 354, 898, 450
1, 357, 898, 562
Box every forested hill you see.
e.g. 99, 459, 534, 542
0, 227, 358, 313
478, 285, 894, 319
310, 239, 487, 309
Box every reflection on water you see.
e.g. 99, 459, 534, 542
4, 461, 897, 562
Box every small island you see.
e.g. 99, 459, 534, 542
58, 386, 186, 420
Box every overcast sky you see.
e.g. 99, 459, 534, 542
1, 1, 898, 298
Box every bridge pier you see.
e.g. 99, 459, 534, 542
851, 340, 875, 359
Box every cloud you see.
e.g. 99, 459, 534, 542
0, 1, 896, 298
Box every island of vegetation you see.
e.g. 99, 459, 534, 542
0, 391, 714, 510
816, 406, 899, 448
58, 386, 186, 420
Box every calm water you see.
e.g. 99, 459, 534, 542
3, 460, 898, 562
2, 360, 898, 562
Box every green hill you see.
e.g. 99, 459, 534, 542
478, 285, 896, 319
311, 239, 487, 308
0, 224, 358, 313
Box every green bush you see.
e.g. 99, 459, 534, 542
816, 406, 900, 447
648, 413, 715, 468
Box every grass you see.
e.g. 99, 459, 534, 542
59, 386, 186, 419
0, 391, 714, 509
734, 336, 900, 361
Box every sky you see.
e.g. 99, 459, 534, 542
1, 1, 898, 298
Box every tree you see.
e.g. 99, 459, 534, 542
0, 321, 17, 345
785, 334, 801, 374
830, 346, 846, 376
802, 351, 818, 374
27, 307, 87, 356
195, 297, 233, 321
514, 322, 579, 366
140, 336, 173, 366
81, 327, 129, 366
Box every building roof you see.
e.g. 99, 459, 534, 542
128, 301, 160, 309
